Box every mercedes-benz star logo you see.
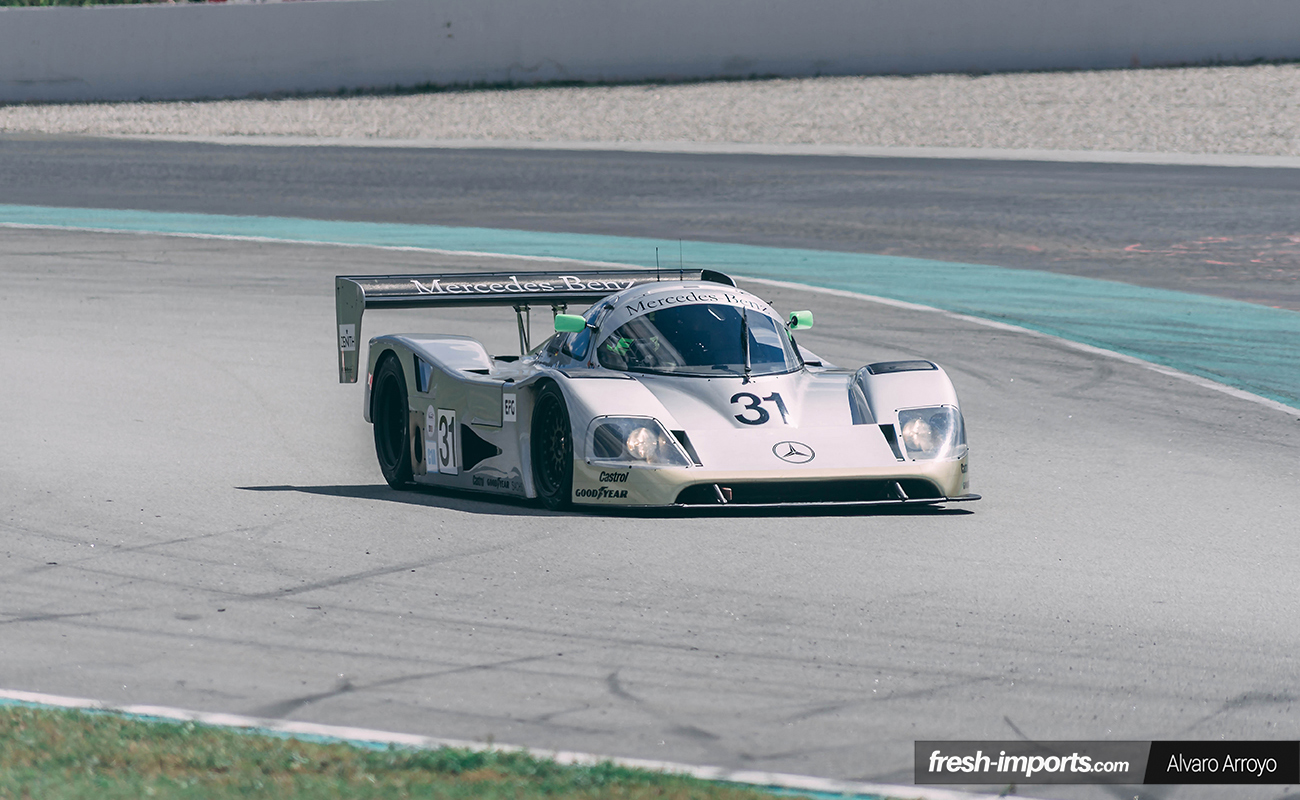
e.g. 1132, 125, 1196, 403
772, 441, 815, 464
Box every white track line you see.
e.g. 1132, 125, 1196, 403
0, 221, 637, 269
103, 134, 1300, 169
742, 277, 1300, 418
0, 688, 1020, 800
6, 219, 1295, 417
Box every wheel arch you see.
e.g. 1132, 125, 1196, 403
855, 361, 962, 423
527, 377, 575, 510
517, 375, 558, 498
367, 346, 404, 424
370, 347, 417, 488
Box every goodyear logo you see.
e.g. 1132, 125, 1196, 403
575, 487, 629, 500
472, 475, 523, 493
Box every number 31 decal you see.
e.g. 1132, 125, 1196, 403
436, 408, 458, 474
731, 392, 790, 425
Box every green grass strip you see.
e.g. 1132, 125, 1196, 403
0, 704, 836, 800
0, 1, 200, 6
0, 0, 190, 6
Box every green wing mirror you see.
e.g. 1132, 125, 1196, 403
554, 313, 588, 333
787, 310, 814, 330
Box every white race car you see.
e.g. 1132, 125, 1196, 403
336, 268, 977, 509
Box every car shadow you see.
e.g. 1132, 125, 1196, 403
238, 484, 976, 519
236, 483, 559, 517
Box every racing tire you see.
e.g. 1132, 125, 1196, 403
372, 354, 413, 489
530, 382, 573, 510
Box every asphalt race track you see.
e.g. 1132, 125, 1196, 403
2, 138, 1299, 800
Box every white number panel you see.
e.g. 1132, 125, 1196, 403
435, 408, 458, 475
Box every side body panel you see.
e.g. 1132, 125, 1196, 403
365, 334, 536, 500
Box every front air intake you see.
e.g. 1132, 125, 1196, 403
674, 478, 943, 505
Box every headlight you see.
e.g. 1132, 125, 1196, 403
625, 426, 659, 460
897, 406, 965, 460
588, 417, 691, 466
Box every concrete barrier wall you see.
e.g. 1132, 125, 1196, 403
3, 0, 1300, 103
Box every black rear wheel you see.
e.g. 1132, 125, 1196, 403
530, 382, 573, 510
372, 355, 413, 489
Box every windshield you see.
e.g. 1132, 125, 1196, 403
596, 303, 802, 377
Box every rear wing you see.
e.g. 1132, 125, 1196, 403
335, 268, 735, 383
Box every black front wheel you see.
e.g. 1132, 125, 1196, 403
372, 355, 413, 489
530, 382, 573, 510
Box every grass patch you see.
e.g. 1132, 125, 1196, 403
0, 0, 199, 6
0, 704, 810, 799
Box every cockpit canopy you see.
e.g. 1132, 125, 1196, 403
595, 302, 802, 377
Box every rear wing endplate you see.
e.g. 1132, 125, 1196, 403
335, 268, 734, 383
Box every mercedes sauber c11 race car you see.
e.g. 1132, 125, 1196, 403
335, 268, 978, 509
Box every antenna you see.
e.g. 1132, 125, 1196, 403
678, 239, 684, 278
655, 247, 660, 280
